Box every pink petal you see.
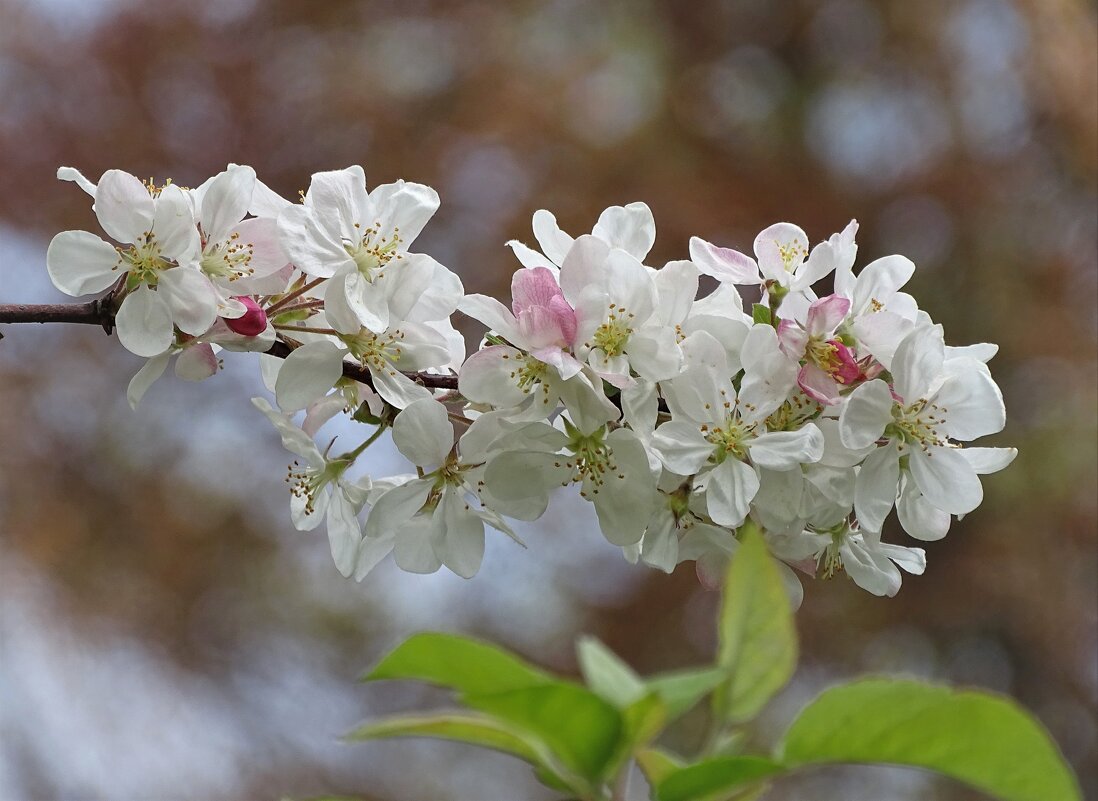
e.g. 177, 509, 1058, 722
805, 294, 851, 336
798, 363, 841, 405
777, 319, 808, 359
511, 266, 564, 315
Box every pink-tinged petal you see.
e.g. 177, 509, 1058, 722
175, 342, 219, 381
224, 297, 268, 336
517, 305, 568, 350
805, 294, 851, 336
753, 222, 808, 282
798, 363, 841, 405
546, 294, 577, 345
776, 319, 808, 359
688, 236, 759, 284
829, 341, 863, 384
231, 217, 288, 277
511, 266, 565, 314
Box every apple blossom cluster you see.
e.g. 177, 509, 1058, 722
44, 164, 1014, 600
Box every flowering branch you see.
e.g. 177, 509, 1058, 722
0, 301, 458, 390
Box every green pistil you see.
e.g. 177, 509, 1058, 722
346, 223, 402, 281
591, 305, 635, 357
705, 416, 754, 463
886, 399, 947, 450
119, 236, 170, 287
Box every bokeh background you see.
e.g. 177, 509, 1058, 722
0, 1, 1095, 799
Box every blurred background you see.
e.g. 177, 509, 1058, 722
0, 0, 1095, 799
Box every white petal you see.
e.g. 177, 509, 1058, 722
589, 428, 658, 546
250, 397, 324, 465
126, 352, 171, 409
907, 446, 983, 515
277, 205, 353, 278
457, 294, 520, 343
483, 451, 570, 521
393, 515, 443, 574
853, 442, 899, 532
840, 538, 901, 597
57, 166, 97, 197
705, 458, 760, 528
94, 170, 154, 244
393, 398, 453, 468
436, 490, 486, 578
369, 180, 440, 248
326, 490, 363, 577
653, 259, 699, 326
457, 346, 529, 407
935, 360, 1006, 441
626, 327, 682, 382
591, 202, 656, 261
152, 184, 200, 261
175, 343, 219, 381
839, 379, 895, 449
247, 174, 292, 218
386, 253, 464, 324
749, 424, 825, 470
369, 364, 432, 409
46, 231, 121, 296
532, 209, 574, 266
851, 254, 915, 313
651, 421, 713, 474
506, 239, 555, 270
354, 531, 396, 581
365, 479, 433, 539
689, 236, 759, 284
892, 325, 944, 403
897, 483, 951, 541
115, 285, 174, 357
640, 509, 679, 573
960, 447, 1017, 474
558, 235, 611, 307
158, 267, 218, 335
275, 340, 346, 412
201, 165, 255, 243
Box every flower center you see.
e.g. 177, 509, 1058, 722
345, 223, 402, 281
119, 236, 171, 287
286, 456, 351, 516
201, 232, 255, 281
777, 241, 806, 271
508, 353, 548, 392
590, 304, 635, 357
340, 328, 405, 370
704, 415, 756, 463
887, 399, 947, 450
562, 427, 620, 497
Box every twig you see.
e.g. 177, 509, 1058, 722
0, 301, 460, 392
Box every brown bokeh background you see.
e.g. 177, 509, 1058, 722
0, 1, 1095, 799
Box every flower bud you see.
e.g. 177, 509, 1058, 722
225, 297, 268, 336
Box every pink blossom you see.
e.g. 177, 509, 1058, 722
510, 267, 577, 350
224, 296, 268, 336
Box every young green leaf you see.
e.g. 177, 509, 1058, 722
577, 636, 647, 707
645, 667, 726, 721
655, 756, 783, 801
362, 632, 551, 695
751, 304, 771, 325
779, 679, 1082, 801
636, 748, 686, 786
603, 692, 668, 777
464, 682, 624, 781
713, 524, 797, 724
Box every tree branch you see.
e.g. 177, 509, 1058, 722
0, 302, 459, 391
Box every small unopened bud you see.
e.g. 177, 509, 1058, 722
225, 297, 268, 336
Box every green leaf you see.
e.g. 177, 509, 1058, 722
604, 691, 668, 776
751, 304, 771, 325
363, 632, 551, 695
713, 524, 797, 723
779, 679, 1082, 801
646, 667, 725, 721
656, 757, 783, 801
637, 748, 686, 786
465, 682, 623, 781
577, 636, 647, 707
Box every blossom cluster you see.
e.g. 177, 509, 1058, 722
46, 165, 1014, 600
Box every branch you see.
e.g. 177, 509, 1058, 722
0, 302, 459, 391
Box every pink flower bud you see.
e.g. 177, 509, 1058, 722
224, 297, 268, 336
